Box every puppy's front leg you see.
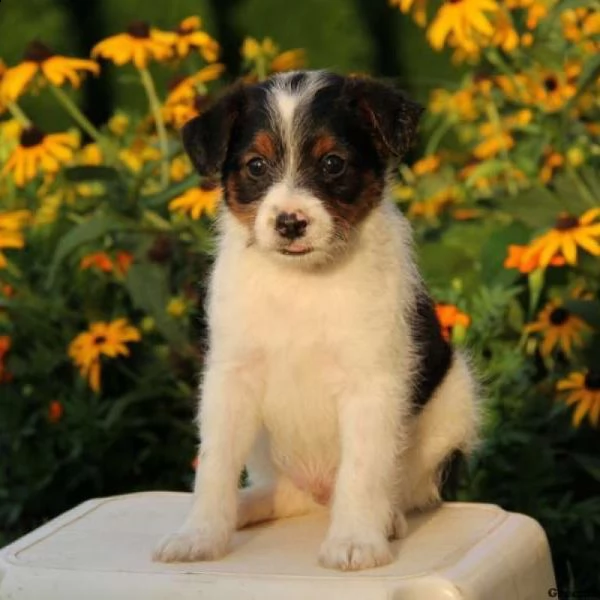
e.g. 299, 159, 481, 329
319, 375, 406, 571
153, 359, 261, 562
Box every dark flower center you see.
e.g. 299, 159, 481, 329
93, 335, 107, 345
584, 371, 600, 391
20, 126, 45, 148
549, 307, 570, 326
200, 179, 219, 192
23, 40, 54, 62
127, 21, 151, 39
555, 214, 579, 230
543, 76, 559, 92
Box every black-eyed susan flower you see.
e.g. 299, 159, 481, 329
91, 21, 175, 69
504, 244, 565, 274
0, 41, 99, 102
68, 318, 141, 392
119, 138, 161, 173
0, 210, 31, 268
427, 0, 498, 52
2, 126, 78, 187
169, 182, 221, 219
524, 300, 589, 357
435, 304, 471, 342
523, 209, 600, 267
411, 154, 441, 176
270, 49, 306, 73
172, 16, 219, 62
557, 370, 600, 427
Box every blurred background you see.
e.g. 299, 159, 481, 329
1, 0, 599, 595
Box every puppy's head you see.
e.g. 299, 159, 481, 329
183, 71, 422, 266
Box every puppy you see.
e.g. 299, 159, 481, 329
153, 71, 479, 571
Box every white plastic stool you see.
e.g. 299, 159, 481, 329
0, 491, 556, 600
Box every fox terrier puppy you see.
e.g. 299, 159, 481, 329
153, 70, 479, 571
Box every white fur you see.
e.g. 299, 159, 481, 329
153, 198, 479, 570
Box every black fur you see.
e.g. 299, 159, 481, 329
410, 289, 453, 411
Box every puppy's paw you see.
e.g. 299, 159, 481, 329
152, 526, 230, 563
318, 532, 393, 571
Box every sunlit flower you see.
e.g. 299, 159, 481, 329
389, 0, 427, 26
48, 400, 64, 423
411, 154, 441, 176
2, 126, 78, 187
558, 370, 600, 427
539, 149, 564, 184
0, 210, 31, 268
167, 297, 187, 318
491, 10, 519, 52
119, 138, 161, 172
435, 304, 471, 341
170, 156, 192, 182
108, 113, 130, 137
79, 142, 103, 166
168, 182, 221, 219
33, 193, 63, 228
242, 37, 277, 61
427, 0, 498, 52
473, 128, 514, 160
171, 16, 219, 62
524, 300, 589, 357
409, 187, 458, 220
504, 244, 565, 273
0, 41, 99, 101
68, 318, 141, 392
529, 66, 578, 113
524, 209, 600, 267
0, 336, 12, 383
80, 251, 133, 275
506, 0, 551, 30
429, 87, 479, 121
270, 49, 306, 73
91, 21, 175, 69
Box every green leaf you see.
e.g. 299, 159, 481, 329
501, 187, 563, 229
125, 263, 188, 346
46, 214, 131, 287
571, 52, 600, 104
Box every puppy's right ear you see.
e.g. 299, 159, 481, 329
181, 85, 246, 177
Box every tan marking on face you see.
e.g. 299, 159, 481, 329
251, 131, 277, 160
311, 135, 337, 159
224, 175, 260, 229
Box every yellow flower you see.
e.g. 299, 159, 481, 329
429, 87, 479, 121
491, 10, 519, 52
411, 154, 441, 176
33, 193, 63, 228
68, 318, 141, 392
169, 182, 221, 219
557, 370, 600, 428
170, 156, 192, 182
435, 304, 471, 341
473, 125, 514, 160
108, 113, 130, 137
539, 149, 564, 184
270, 49, 306, 73
524, 300, 589, 357
504, 244, 565, 274
167, 297, 187, 318
0, 41, 99, 102
0, 210, 31, 268
427, 0, 498, 52
165, 64, 225, 105
79, 142, 103, 166
119, 138, 161, 173
389, 0, 427, 26
1, 126, 78, 187
242, 37, 277, 61
529, 70, 577, 113
91, 21, 176, 69
409, 187, 458, 220
523, 209, 600, 267
172, 16, 220, 62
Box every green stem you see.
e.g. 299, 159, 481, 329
425, 117, 454, 156
138, 67, 169, 190
6, 102, 31, 127
48, 85, 104, 144
485, 101, 517, 196
256, 55, 268, 82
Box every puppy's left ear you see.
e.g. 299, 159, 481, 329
347, 77, 423, 159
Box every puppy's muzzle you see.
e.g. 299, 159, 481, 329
275, 211, 308, 240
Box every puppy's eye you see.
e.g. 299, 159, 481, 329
321, 154, 346, 177
246, 157, 268, 178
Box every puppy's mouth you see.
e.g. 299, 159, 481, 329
279, 242, 313, 256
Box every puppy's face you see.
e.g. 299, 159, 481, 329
183, 71, 422, 266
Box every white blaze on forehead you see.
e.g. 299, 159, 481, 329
268, 71, 328, 180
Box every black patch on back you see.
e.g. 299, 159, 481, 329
410, 289, 453, 411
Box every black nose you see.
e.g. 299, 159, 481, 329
275, 212, 308, 240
